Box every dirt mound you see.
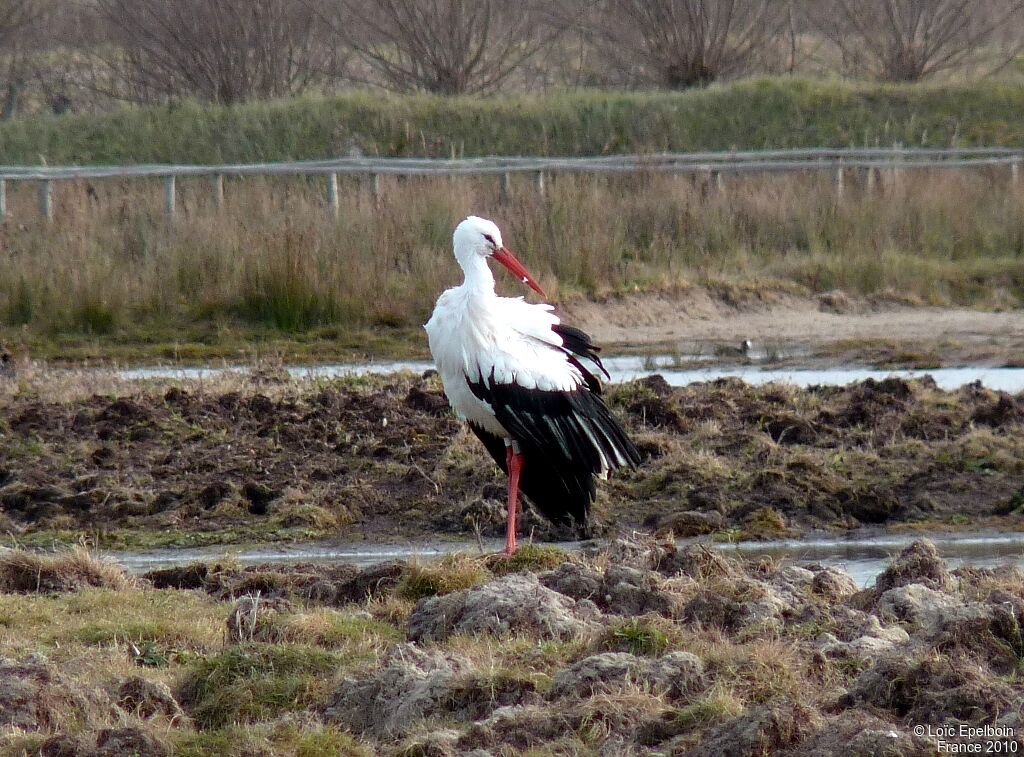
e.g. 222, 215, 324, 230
540, 560, 684, 618
874, 540, 956, 594
225, 593, 294, 643
0, 654, 118, 732
842, 652, 1018, 724
684, 703, 822, 757
792, 712, 932, 757
325, 643, 542, 738
114, 677, 184, 722
408, 573, 600, 642
811, 566, 859, 600
548, 651, 703, 700
93, 727, 169, 757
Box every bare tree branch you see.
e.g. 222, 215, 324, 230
316, 0, 567, 95
584, 0, 790, 89
93, 0, 328, 104
806, 0, 1024, 81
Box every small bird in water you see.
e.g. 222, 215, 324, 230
425, 216, 642, 554
714, 339, 753, 359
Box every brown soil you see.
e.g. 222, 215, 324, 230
563, 290, 1024, 366
1, 372, 1023, 547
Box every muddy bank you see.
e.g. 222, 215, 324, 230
1, 373, 1023, 548
564, 290, 1024, 367
1, 538, 1023, 755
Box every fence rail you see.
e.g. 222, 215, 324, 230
1, 147, 1022, 222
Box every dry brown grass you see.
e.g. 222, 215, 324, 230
1, 168, 1022, 359
0, 547, 134, 594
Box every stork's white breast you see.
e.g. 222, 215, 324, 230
425, 287, 585, 438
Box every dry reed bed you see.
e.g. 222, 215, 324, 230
1, 169, 1023, 359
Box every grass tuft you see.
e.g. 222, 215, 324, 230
597, 617, 671, 657
177, 643, 345, 729
0, 547, 133, 594
488, 544, 570, 576
398, 555, 489, 600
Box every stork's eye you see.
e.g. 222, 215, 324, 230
483, 233, 496, 247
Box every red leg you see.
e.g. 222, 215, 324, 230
504, 445, 523, 555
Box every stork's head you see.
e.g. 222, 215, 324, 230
453, 216, 545, 296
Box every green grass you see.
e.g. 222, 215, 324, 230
178, 644, 348, 729
598, 618, 671, 657
3, 78, 1024, 165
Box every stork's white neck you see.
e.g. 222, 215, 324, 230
457, 250, 495, 296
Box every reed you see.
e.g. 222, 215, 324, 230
1, 167, 1022, 358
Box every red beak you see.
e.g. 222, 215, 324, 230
492, 246, 546, 298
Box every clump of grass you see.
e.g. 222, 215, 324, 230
0, 547, 133, 593
177, 643, 345, 728
637, 689, 744, 745
269, 609, 402, 650
597, 617, 671, 657
488, 544, 569, 575
175, 723, 372, 757
398, 556, 489, 600
740, 507, 790, 540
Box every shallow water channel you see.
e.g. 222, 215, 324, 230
118, 357, 1024, 392
106, 531, 1024, 588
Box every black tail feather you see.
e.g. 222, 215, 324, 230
469, 422, 594, 527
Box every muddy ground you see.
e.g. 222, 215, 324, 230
1, 538, 1023, 756
563, 291, 1024, 367
0, 371, 1023, 549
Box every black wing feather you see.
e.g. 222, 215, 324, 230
467, 343, 642, 527
553, 323, 609, 394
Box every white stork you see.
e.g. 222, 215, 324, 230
425, 216, 642, 554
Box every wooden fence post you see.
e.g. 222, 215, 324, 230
500, 172, 512, 203
1012, 158, 1020, 187
534, 171, 545, 199
0, 179, 6, 222
326, 173, 339, 218
371, 173, 381, 205
712, 170, 725, 195
37, 180, 53, 222
835, 160, 845, 199
892, 143, 903, 190
163, 176, 176, 223
211, 174, 224, 209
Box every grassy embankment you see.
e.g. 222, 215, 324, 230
1, 78, 1024, 362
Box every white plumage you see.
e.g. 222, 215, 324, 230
425, 216, 640, 554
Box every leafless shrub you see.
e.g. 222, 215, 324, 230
0, 0, 51, 117
318, 0, 567, 95
93, 0, 330, 104
0, 0, 41, 45
585, 0, 790, 89
806, 0, 1024, 82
